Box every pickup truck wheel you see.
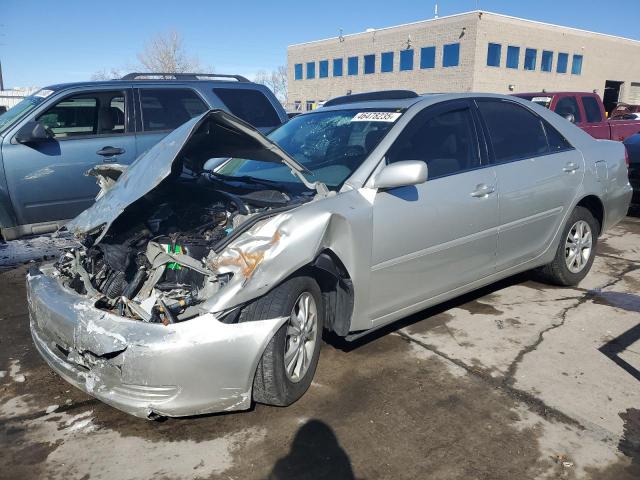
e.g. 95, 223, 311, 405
539, 206, 598, 286
239, 275, 323, 407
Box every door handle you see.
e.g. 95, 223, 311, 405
470, 184, 495, 198
563, 162, 580, 173
97, 146, 125, 157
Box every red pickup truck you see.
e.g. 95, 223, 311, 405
515, 92, 640, 141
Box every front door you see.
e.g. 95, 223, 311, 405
368, 100, 499, 323
2, 89, 136, 228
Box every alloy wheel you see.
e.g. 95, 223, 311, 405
565, 220, 593, 273
284, 292, 318, 383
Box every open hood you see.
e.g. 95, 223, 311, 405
66, 109, 323, 239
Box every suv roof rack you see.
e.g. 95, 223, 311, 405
120, 72, 250, 82
324, 90, 419, 107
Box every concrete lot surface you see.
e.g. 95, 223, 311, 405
1, 218, 639, 480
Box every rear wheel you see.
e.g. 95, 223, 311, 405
239, 275, 323, 406
539, 206, 598, 286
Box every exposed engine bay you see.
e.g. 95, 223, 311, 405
56, 175, 309, 324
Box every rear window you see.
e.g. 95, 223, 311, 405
478, 100, 550, 163
582, 96, 603, 123
140, 89, 207, 131
555, 96, 582, 123
213, 88, 280, 128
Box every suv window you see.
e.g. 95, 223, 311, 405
140, 88, 207, 132
477, 100, 549, 163
213, 88, 280, 128
387, 105, 480, 179
555, 96, 582, 123
582, 96, 603, 123
38, 91, 126, 138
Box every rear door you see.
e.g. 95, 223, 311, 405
134, 87, 209, 158
580, 95, 610, 139
368, 100, 499, 322
1, 88, 136, 228
476, 99, 584, 270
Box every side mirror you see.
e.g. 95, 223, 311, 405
373, 160, 428, 189
15, 121, 52, 144
562, 113, 576, 123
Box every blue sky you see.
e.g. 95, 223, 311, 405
1, 0, 639, 88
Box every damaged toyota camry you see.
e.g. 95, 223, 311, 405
27, 91, 632, 419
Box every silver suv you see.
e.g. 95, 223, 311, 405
27, 91, 632, 418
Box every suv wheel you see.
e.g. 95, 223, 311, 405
239, 275, 323, 406
539, 206, 598, 286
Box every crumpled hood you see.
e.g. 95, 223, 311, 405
66, 109, 309, 238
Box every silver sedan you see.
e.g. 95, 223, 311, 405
27, 91, 632, 418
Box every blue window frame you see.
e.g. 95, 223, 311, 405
541, 50, 553, 72
294, 63, 303, 80
306, 62, 315, 79
381, 52, 394, 72
364, 54, 375, 74
571, 54, 583, 75
319, 60, 328, 78
333, 58, 343, 77
400, 49, 414, 71
348, 56, 358, 75
420, 46, 436, 69
556, 53, 568, 73
524, 48, 537, 70
487, 43, 501, 67
506, 46, 519, 69
443, 43, 460, 67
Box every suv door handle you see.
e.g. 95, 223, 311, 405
470, 184, 495, 198
97, 146, 125, 157
563, 162, 580, 173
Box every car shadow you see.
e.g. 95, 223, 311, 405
324, 271, 537, 353
266, 419, 355, 480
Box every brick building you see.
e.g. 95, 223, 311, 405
286, 11, 640, 113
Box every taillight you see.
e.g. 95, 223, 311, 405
624, 146, 630, 168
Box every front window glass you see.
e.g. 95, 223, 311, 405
39, 96, 99, 138
0, 95, 46, 135
216, 109, 402, 189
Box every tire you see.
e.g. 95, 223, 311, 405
539, 206, 599, 286
239, 275, 324, 406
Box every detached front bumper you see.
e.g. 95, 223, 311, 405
27, 265, 286, 419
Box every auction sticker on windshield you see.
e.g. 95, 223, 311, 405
352, 111, 402, 122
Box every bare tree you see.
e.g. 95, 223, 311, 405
137, 30, 201, 73
90, 68, 123, 80
254, 65, 288, 103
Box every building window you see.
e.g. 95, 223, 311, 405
364, 54, 375, 74
294, 63, 303, 80
443, 43, 460, 67
319, 60, 328, 78
487, 43, 501, 67
506, 46, 519, 69
571, 54, 583, 75
294, 101, 302, 111
348, 56, 358, 75
306, 100, 315, 111
557, 53, 568, 74
420, 46, 436, 69
541, 51, 553, 72
306, 62, 315, 79
400, 49, 414, 71
381, 52, 394, 72
333, 58, 343, 77
524, 48, 537, 70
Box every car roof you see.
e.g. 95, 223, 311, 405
41, 79, 259, 92
516, 91, 599, 97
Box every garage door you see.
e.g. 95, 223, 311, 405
629, 82, 640, 104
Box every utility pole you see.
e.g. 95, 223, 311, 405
0, 61, 4, 91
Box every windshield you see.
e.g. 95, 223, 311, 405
216, 108, 403, 188
517, 95, 553, 109
0, 94, 48, 135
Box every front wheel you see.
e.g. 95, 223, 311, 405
539, 206, 598, 286
239, 275, 323, 406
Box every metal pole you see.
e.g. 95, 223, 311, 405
0, 60, 4, 91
